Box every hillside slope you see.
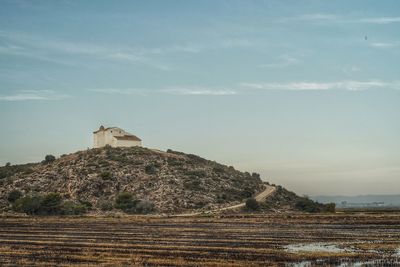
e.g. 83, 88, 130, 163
0, 146, 265, 213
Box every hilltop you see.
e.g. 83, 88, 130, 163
0, 146, 333, 215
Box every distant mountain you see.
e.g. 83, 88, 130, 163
312, 195, 400, 207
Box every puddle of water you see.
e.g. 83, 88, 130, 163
285, 243, 400, 266
285, 243, 352, 253
291, 259, 400, 267
289, 261, 311, 267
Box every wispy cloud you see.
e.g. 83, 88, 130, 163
0, 31, 255, 71
0, 90, 69, 101
106, 53, 173, 71
88, 88, 149, 96
0, 31, 174, 70
241, 80, 399, 91
278, 14, 400, 25
89, 87, 237, 96
260, 55, 299, 69
370, 42, 400, 48
341, 66, 361, 76
357, 17, 400, 24
277, 13, 337, 23
161, 87, 237, 96
0, 43, 76, 66
89, 80, 399, 96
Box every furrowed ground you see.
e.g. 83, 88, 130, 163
0, 213, 399, 266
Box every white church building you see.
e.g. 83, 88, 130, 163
93, 126, 142, 148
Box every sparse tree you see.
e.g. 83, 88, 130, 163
115, 192, 138, 212
40, 193, 62, 215
44, 155, 56, 164
245, 198, 260, 211
13, 196, 42, 215
100, 171, 112, 180
7, 190, 22, 203
135, 200, 155, 214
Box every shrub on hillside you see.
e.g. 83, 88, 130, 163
185, 169, 207, 177
135, 200, 155, 214
0, 170, 6, 179
324, 203, 336, 213
240, 188, 254, 198
245, 198, 260, 211
114, 192, 155, 214
7, 190, 22, 203
43, 155, 56, 164
39, 193, 63, 215
12, 193, 92, 215
23, 168, 34, 174
115, 192, 138, 212
187, 154, 207, 164
98, 199, 113, 211
145, 164, 157, 175
78, 200, 93, 209
107, 154, 129, 163
100, 171, 112, 180
213, 166, 225, 173
61, 201, 88, 215
295, 197, 335, 213
184, 179, 202, 191
0, 164, 35, 179
13, 195, 43, 215
217, 193, 228, 203
167, 157, 183, 166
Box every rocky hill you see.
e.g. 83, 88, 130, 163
0, 146, 335, 215
0, 146, 265, 214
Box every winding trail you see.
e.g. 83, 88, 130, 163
174, 184, 276, 217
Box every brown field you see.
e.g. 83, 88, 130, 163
0, 213, 399, 266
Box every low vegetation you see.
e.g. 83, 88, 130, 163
43, 154, 56, 164
0, 163, 36, 180
245, 197, 260, 211
12, 192, 91, 215
295, 196, 336, 213
7, 189, 22, 203
115, 192, 154, 214
263, 186, 335, 213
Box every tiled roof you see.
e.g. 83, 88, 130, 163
114, 135, 142, 141
93, 126, 118, 134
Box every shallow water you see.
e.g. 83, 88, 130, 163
285, 242, 352, 253
291, 259, 400, 267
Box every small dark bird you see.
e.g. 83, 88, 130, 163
365, 36, 368, 40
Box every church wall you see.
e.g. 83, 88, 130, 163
114, 139, 142, 147
93, 127, 142, 148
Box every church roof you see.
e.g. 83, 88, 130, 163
114, 135, 142, 141
93, 126, 119, 134
93, 126, 142, 142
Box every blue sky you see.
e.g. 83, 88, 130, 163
1, 0, 399, 195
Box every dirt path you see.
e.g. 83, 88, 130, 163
174, 184, 276, 217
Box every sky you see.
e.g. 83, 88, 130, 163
0, 0, 399, 196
